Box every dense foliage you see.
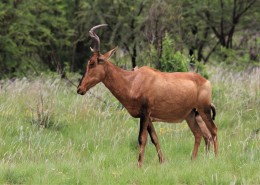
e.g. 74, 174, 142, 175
0, 0, 259, 78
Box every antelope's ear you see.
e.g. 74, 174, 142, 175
99, 47, 117, 62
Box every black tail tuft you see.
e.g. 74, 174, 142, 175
193, 104, 216, 120
211, 103, 216, 120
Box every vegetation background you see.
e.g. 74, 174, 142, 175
0, 0, 259, 184
0, 0, 259, 77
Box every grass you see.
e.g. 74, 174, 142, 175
0, 67, 259, 184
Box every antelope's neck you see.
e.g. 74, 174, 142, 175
102, 62, 135, 103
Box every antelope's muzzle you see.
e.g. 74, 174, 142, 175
77, 87, 86, 95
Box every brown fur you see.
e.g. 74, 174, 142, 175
77, 38, 218, 166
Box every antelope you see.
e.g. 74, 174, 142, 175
77, 24, 218, 167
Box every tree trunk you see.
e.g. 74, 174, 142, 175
131, 43, 137, 68
70, 0, 80, 72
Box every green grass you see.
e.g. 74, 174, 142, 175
0, 68, 259, 184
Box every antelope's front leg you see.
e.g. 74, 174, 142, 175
148, 122, 164, 163
137, 107, 149, 167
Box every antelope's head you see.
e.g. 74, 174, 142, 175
77, 24, 117, 95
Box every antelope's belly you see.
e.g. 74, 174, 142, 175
150, 112, 189, 123
149, 104, 194, 123
150, 116, 185, 123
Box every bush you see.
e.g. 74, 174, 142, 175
160, 33, 189, 72
160, 33, 208, 78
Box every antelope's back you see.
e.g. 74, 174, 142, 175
135, 66, 208, 88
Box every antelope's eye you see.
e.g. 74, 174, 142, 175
89, 62, 95, 68
98, 58, 104, 63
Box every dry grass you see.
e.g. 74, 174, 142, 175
0, 68, 259, 184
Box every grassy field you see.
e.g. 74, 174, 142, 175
0, 67, 259, 184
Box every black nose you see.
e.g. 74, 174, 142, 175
77, 88, 84, 95
77, 89, 82, 94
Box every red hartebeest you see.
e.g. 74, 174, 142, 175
77, 24, 218, 167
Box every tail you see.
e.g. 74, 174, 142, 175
211, 103, 216, 120
192, 103, 216, 120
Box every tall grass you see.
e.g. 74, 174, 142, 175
0, 68, 259, 184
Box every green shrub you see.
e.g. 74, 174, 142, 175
160, 33, 189, 72
160, 33, 209, 78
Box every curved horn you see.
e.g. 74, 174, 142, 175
89, 24, 107, 52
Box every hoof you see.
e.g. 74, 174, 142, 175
137, 161, 143, 168
159, 156, 165, 164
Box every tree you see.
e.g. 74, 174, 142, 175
143, 0, 168, 69
0, 0, 259, 78
100, 0, 147, 69
178, 0, 259, 63
199, 0, 257, 49
0, 0, 74, 77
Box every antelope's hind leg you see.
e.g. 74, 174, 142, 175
186, 111, 213, 160
197, 106, 218, 157
195, 112, 212, 154
186, 111, 203, 160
